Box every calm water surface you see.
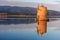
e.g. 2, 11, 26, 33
0, 18, 60, 40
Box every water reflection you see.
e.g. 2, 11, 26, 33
0, 18, 35, 24
0, 19, 60, 40
36, 21, 47, 35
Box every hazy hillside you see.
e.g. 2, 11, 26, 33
48, 10, 60, 15
0, 6, 36, 14
0, 6, 60, 15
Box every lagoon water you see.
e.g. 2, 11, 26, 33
0, 18, 60, 40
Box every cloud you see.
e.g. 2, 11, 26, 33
0, 0, 59, 4
7, 0, 16, 1
55, 0, 60, 3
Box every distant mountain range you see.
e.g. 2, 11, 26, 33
0, 6, 36, 14
0, 6, 60, 15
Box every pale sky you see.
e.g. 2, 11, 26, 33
0, 0, 60, 4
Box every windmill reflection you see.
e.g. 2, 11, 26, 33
36, 21, 47, 34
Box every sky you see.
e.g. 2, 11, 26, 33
0, 0, 60, 4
